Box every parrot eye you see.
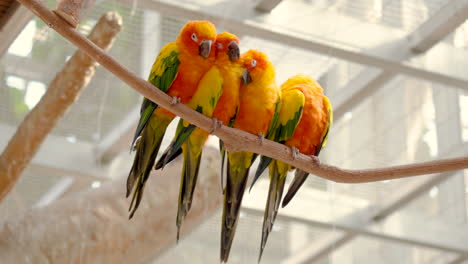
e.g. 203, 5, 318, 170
217, 43, 223, 50
191, 33, 198, 42
251, 59, 257, 67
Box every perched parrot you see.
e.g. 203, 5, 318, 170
251, 74, 333, 262
220, 50, 281, 263
155, 32, 242, 240
126, 21, 217, 218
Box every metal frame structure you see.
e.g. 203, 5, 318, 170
1, 0, 468, 263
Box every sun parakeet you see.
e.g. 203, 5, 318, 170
126, 21, 217, 219
220, 50, 281, 263
152, 32, 242, 240
281, 75, 332, 208
252, 74, 333, 262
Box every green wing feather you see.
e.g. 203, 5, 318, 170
131, 42, 180, 149
266, 99, 282, 140
252, 89, 305, 190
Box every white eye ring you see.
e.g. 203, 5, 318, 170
217, 43, 223, 50
251, 59, 257, 67
191, 33, 198, 42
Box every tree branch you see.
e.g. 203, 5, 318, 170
14, 0, 468, 183
0, 12, 122, 201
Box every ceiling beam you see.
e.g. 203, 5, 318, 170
281, 232, 354, 264
277, 173, 459, 264
255, 0, 283, 12
409, 0, 468, 53
448, 255, 468, 264
332, 69, 395, 120
130, 0, 468, 90
331, 0, 468, 120
245, 199, 468, 258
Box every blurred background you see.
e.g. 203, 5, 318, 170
0, 0, 468, 263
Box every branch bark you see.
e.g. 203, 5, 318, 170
13, 0, 468, 183
0, 147, 222, 263
0, 12, 122, 201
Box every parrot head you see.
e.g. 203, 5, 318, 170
177, 20, 217, 59
240, 49, 273, 85
215, 32, 240, 62
281, 74, 321, 91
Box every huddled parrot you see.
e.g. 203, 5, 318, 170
220, 50, 281, 263
156, 32, 242, 239
251, 74, 333, 261
154, 32, 243, 240
126, 21, 217, 219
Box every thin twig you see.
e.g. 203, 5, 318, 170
12, 0, 468, 183
0, 12, 122, 201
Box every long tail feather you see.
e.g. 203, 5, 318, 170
176, 138, 203, 240
128, 134, 163, 218
221, 158, 250, 263
282, 169, 309, 208
127, 114, 172, 218
250, 156, 273, 192
258, 162, 286, 263
154, 147, 182, 170
130, 100, 157, 150
155, 123, 196, 170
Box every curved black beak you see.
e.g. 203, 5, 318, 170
241, 69, 252, 85
227, 41, 240, 62
198, 39, 212, 58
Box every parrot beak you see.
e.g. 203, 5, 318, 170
241, 69, 252, 85
227, 41, 240, 62
199, 39, 213, 58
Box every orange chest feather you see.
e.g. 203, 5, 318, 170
234, 82, 279, 135
212, 63, 242, 124
167, 54, 213, 103
286, 88, 328, 155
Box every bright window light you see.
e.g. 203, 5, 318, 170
460, 95, 468, 142
429, 186, 439, 198
24, 81, 46, 109
91, 181, 101, 189
6, 75, 26, 90
8, 20, 37, 57
66, 135, 77, 143
422, 122, 438, 157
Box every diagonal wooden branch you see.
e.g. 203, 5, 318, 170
0, 12, 122, 201
14, 0, 468, 183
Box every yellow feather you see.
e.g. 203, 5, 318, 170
150, 42, 179, 77
278, 89, 305, 126
187, 66, 224, 116
320, 96, 333, 147
281, 74, 321, 91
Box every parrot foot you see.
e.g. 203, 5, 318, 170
310, 155, 320, 165
210, 117, 222, 133
291, 146, 299, 160
257, 132, 265, 145
170, 96, 181, 105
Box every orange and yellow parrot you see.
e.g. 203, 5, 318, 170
153, 33, 243, 240
221, 50, 281, 263
251, 74, 333, 261
126, 21, 217, 218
